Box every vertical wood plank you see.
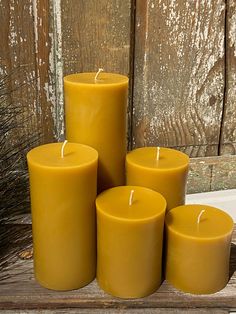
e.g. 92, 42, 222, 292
133, 0, 225, 157
0, 0, 61, 143
61, 0, 131, 75
220, 0, 236, 155
32, 0, 64, 141
49, 0, 64, 140
0, 0, 39, 171
0, 0, 36, 221
0, 0, 61, 153
0, 0, 61, 221
33, 0, 56, 142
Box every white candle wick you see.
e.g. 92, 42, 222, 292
95, 68, 104, 82
156, 146, 160, 160
129, 189, 134, 206
61, 140, 68, 158
197, 209, 205, 225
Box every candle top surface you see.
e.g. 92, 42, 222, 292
64, 72, 128, 85
126, 147, 189, 170
27, 142, 98, 169
165, 204, 234, 239
96, 186, 166, 221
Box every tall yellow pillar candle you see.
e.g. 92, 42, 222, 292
27, 142, 98, 290
64, 71, 129, 192
126, 147, 189, 211
96, 186, 166, 298
165, 204, 234, 294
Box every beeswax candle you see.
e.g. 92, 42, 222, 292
64, 72, 128, 192
126, 147, 189, 211
165, 204, 234, 294
96, 186, 166, 298
27, 142, 98, 291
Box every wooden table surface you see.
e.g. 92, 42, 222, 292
0, 224, 235, 313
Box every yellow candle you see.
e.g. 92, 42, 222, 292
165, 204, 234, 294
27, 142, 98, 290
96, 186, 166, 298
126, 147, 189, 211
64, 71, 129, 192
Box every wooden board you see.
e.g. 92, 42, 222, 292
220, 0, 236, 155
132, 0, 225, 157
0, 0, 62, 225
0, 0, 59, 148
0, 224, 235, 311
0, 0, 39, 171
61, 0, 131, 76
32, 0, 57, 142
188, 155, 236, 193
1, 0, 236, 160
0, 309, 229, 314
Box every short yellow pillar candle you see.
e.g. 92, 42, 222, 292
64, 71, 129, 192
126, 147, 189, 211
96, 186, 166, 298
27, 142, 98, 290
165, 204, 234, 294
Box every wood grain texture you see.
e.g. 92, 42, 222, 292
32, 0, 57, 142
0, 309, 229, 314
0, 0, 65, 224
0, 224, 235, 310
132, 0, 225, 157
188, 155, 236, 193
0, 0, 39, 170
48, 0, 65, 140
0, 0, 59, 147
61, 0, 131, 75
220, 0, 236, 155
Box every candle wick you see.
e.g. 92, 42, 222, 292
61, 140, 68, 158
156, 147, 160, 161
197, 209, 205, 225
129, 189, 134, 206
95, 68, 104, 82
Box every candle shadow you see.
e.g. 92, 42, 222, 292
64, 152, 73, 157
198, 217, 208, 223
229, 243, 236, 280
162, 226, 167, 281
97, 162, 122, 194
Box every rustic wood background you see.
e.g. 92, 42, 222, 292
0, 2, 236, 311
0, 0, 236, 196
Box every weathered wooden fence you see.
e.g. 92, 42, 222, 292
0, 0, 236, 197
